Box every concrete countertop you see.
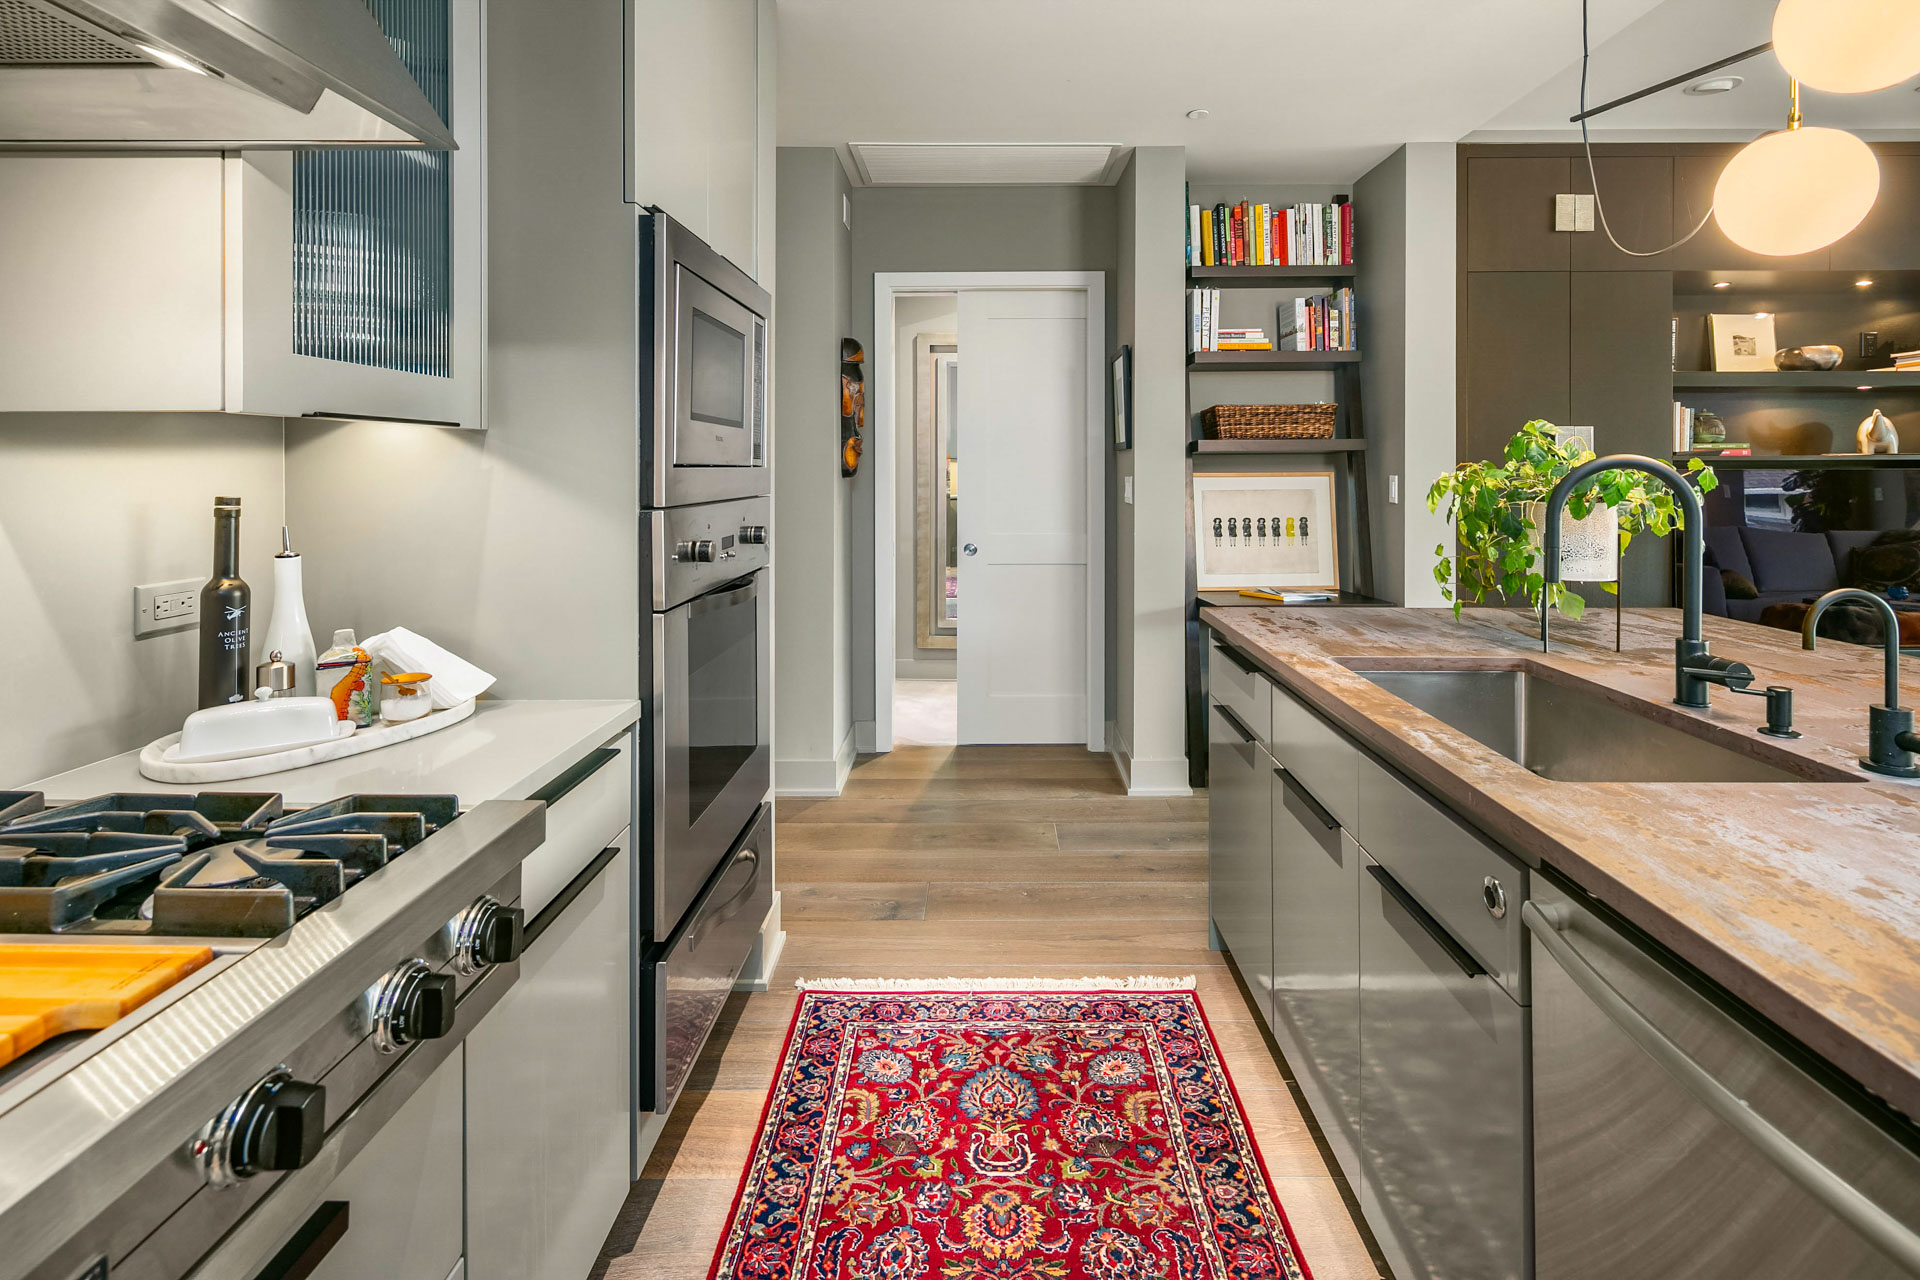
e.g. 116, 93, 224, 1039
1200, 605, 1920, 1124
27, 699, 643, 809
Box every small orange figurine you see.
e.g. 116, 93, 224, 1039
328, 647, 370, 723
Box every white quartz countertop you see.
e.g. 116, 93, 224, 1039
26, 699, 643, 808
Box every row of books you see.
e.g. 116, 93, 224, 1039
1279, 290, 1357, 352
1187, 199, 1353, 267
1671, 403, 1751, 455
1188, 288, 1359, 353
1890, 350, 1920, 371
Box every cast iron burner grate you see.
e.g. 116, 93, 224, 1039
0, 792, 459, 937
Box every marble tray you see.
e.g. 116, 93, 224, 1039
138, 699, 476, 784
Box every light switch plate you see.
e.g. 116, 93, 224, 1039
1123, 476, 1134, 504
1388, 474, 1400, 504
134, 578, 200, 638
1554, 193, 1595, 232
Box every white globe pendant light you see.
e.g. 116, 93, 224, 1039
1714, 84, 1880, 257
1773, 0, 1920, 94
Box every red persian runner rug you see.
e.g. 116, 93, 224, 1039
708, 979, 1311, 1280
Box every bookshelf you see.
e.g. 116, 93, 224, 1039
1188, 438, 1367, 457
1188, 265, 1356, 285
1188, 351, 1361, 372
1672, 371, 1920, 392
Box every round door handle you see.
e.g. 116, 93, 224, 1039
963, 543, 978, 557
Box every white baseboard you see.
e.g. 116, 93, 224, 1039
855, 718, 879, 755
735, 891, 786, 992
1108, 723, 1191, 796
775, 725, 856, 797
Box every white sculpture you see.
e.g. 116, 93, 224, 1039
1857, 408, 1900, 455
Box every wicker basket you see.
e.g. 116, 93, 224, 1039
1202, 403, 1337, 440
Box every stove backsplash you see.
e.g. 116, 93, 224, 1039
0, 412, 288, 784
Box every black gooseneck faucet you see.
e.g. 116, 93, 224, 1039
1801, 589, 1920, 778
1542, 454, 1756, 710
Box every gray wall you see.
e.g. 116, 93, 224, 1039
287, 0, 640, 699
1112, 147, 1191, 793
1356, 144, 1456, 607
773, 147, 856, 790
891, 293, 959, 678
0, 413, 286, 783
847, 182, 1120, 734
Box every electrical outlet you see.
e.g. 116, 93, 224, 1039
134, 579, 200, 638
1389, 474, 1400, 504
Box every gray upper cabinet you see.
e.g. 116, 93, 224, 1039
1570, 156, 1674, 271
1464, 272, 1570, 464
628, 0, 763, 278
1668, 154, 1829, 271
1831, 152, 1920, 271
1467, 157, 1572, 272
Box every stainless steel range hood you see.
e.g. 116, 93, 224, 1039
0, 0, 456, 148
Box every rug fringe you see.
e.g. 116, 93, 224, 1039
793, 975, 1197, 992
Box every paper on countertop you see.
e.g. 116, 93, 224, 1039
361, 626, 496, 710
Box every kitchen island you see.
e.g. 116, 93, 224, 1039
1203, 605, 1920, 1280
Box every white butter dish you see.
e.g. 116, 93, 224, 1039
172, 697, 353, 764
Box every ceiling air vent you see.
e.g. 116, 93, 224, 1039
849, 143, 1127, 187
0, 0, 143, 64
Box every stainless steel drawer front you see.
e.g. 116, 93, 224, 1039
1359, 848, 1528, 1280
1207, 700, 1272, 1017
1529, 885, 1920, 1280
642, 804, 772, 1116
1209, 639, 1271, 742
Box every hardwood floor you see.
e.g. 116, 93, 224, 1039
590, 745, 1388, 1280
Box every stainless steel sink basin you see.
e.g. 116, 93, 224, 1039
1349, 665, 1855, 785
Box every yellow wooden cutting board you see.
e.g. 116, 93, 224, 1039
0, 944, 215, 1067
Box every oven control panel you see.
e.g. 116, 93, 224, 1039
645, 495, 771, 610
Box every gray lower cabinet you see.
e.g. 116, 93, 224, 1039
1531, 879, 1920, 1279
1208, 697, 1273, 1015
1268, 763, 1361, 1180
466, 836, 633, 1280
1359, 847, 1529, 1280
305, 1045, 466, 1280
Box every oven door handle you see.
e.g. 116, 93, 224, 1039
682, 576, 760, 618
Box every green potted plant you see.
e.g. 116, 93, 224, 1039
1427, 420, 1718, 620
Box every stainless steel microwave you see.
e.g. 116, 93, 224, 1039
640, 208, 771, 508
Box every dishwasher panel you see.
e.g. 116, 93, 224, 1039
1530, 879, 1920, 1280
1207, 699, 1273, 1022
1360, 849, 1528, 1280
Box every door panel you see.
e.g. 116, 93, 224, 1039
1571, 156, 1675, 271
1359, 850, 1528, 1280
1831, 154, 1920, 271
1464, 272, 1570, 465
1269, 770, 1362, 1182
1466, 157, 1572, 271
1208, 701, 1271, 1005
957, 289, 1090, 744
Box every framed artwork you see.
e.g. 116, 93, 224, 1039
1111, 345, 1132, 450
1192, 472, 1339, 590
1709, 313, 1777, 372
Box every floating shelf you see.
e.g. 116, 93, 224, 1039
1187, 265, 1356, 286
1672, 371, 1920, 392
1672, 451, 1920, 469
1188, 438, 1366, 456
1189, 351, 1361, 372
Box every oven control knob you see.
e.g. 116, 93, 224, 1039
199, 1068, 326, 1186
739, 524, 768, 545
452, 895, 524, 975
676, 539, 718, 563
370, 959, 455, 1054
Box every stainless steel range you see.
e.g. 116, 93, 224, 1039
0, 788, 540, 1280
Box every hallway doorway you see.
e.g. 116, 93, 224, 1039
870, 272, 1106, 753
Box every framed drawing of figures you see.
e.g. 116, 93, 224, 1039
1192, 471, 1339, 590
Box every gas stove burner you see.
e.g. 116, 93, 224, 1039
4, 793, 282, 849
267, 795, 457, 853
0, 791, 43, 826
0, 832, 186, 932
0, 791, 460, 938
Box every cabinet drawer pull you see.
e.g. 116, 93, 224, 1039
1524, 901, 1920, 1276
1368, 864, 1485, 979
529, 745, 622, 807
252, 1200, 348, 1280
1275, 767, 1337, 831
1211, 702, 1257, 744
1213, 642, 1260, 677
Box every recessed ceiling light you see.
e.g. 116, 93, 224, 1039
1856, 277, 1875, 288
1713, 281, 1733, 289
1685, 75, 1744, 96
135, 42, 207, 74
1186, 109, 1210, 121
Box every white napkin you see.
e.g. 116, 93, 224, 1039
361, 626, 496, 710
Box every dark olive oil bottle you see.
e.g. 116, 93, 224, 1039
198, 496, 252, 707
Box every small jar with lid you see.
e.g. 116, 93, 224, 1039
379, 672, 434, 724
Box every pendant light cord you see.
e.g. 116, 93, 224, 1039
1580, 0, 1718, 257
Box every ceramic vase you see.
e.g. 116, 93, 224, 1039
1523, 500, 1620, 583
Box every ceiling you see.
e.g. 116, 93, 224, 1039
775, 0, 1920, 187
